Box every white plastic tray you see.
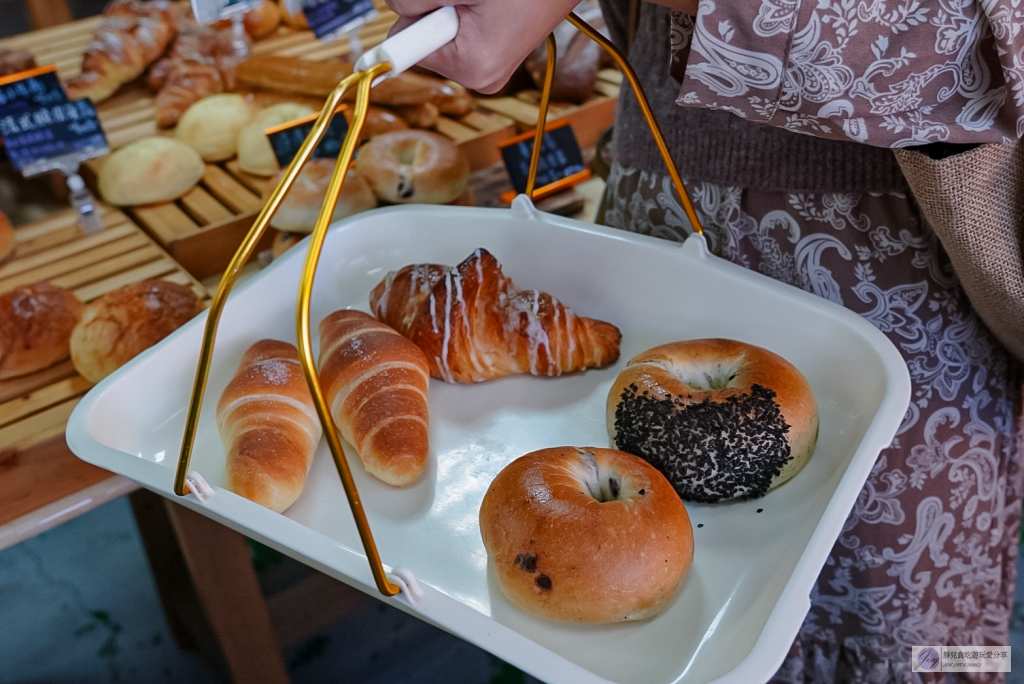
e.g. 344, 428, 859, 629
66, 197, 911, 684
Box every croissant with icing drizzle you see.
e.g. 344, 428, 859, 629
369, 249, 621, 383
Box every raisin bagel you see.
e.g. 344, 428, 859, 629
479, 447, 693, 623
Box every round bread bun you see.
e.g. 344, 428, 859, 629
608, 338, 819, 504
280, 1, 308, 29
70, 280, 202, 383
213, 0, 280, 37
264, 158, 377, 233
355, 130, 469, 204
0, 210, 14, 264
0, 283, 83, 380
98, 137, 205, 206
175, 94, 256, 162
237, 102, 316, 177
480, 447, 693, 623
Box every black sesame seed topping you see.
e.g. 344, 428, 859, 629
515, 553, 538, 572
535, 574, 552, 590
697, 523, 704, 528
757, 508, 764, 513
613, 383, 791, 503
638, 488, 646, 496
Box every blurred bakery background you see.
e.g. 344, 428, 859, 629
0, 0, 1019, 683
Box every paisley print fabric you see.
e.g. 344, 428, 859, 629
677, 0, 1024, 147
604, 162, 1024, 682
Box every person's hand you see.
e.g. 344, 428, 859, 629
386, 0, 581, 93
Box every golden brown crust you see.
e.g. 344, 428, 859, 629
218, 339, 321, 512
69, 280, 202, 383
480, 447, 694, 623
0, 211, 14, 264
318, 310, 430, 486
607, 338, 820, 500
355, 130, 469, 204
369, 249, 621, 383
391, 102, 440, 129
264, 160, 376, 233
0, 283, 83, 380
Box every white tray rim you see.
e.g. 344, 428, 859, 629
65, 198, 912, 684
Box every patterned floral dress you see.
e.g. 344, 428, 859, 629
603, 163, 1024, 683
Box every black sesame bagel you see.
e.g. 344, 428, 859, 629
479, 447, 694, 623
607, 339, 819, 504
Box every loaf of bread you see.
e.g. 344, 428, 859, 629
218, 339, 322, 512
265, 159, 376, 233
69, 280, 202, 383
175, 94, 256, 161
0, 283, 83, 380
98, 137, 206, 206
318, 310, 430, 486
237, 102, 316, 176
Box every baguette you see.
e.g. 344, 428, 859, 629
218, 339, 322, 512
318, 310, 430, 486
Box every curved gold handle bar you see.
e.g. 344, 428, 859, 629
295, 62, 402, 597
525, 33, 557, 199
566, 12, 704, 236
174, 71, 367, 497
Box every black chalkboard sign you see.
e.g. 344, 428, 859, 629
302, 0, 375, 41
266, 106, 351, 168
0, 66, 67, 119
499, 122, 589, 198
1, 98, 109, 175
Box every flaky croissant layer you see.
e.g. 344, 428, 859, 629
370, 249, 621, 383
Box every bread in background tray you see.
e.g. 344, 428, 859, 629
0, 283, 83, 380
70, 280, 202, 383
98, 137, 206, 206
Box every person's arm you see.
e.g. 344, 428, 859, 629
674, 0, 1024, 147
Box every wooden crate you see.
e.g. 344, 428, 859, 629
0, 205, 207, 455
476, 69, 622, 149
81, 97, 514, 280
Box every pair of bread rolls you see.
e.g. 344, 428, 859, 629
0, 279, 201, 383
220, 311, 431, 511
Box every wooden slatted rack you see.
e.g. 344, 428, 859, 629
0, 205, 207, 453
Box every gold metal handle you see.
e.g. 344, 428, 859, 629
175, 9, 702, 601
173, 64, 400, 597
526, 13, 704, 236
295, 61, 401, 597
525, 33, 557, 199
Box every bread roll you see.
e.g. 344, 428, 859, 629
215, 0, 280, 38
356, 130, 469, 204
175, 94, 256, 162
98, 137, 206, 206
280, 2, 308, 29
264, 159, 376, 233
480, 447, 693, 623
0, 283, 83, 380
0, 211, 14, 264
218, 339, 322, 512
237, 102, 316, 176
70, 280, 202, 383
318, 310, 430, 486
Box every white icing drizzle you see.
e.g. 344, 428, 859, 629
438, 269, 455, 382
